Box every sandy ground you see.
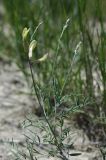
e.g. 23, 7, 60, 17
0, 58, 35, 160
0, 58, 103, 160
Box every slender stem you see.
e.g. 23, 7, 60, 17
28, 58, 68, 160
60, 41, 82, 96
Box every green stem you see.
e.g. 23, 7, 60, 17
28, 58, 68, 160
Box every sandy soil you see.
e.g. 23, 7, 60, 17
0, 58, 103, 160
0, 58, 35, 160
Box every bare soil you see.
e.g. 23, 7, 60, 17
0, 58, 103, 160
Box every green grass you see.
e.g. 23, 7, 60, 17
2, 0, 106, 115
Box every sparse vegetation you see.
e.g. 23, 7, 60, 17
1, 0, 106, 159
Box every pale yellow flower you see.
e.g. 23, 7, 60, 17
37, 53, 48, 62
22, 27, 30, 41
28, 40, 37, 59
